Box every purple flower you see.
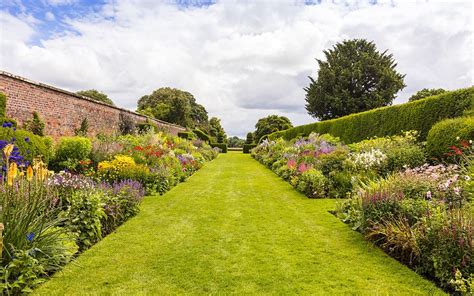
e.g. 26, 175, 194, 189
24, 137, 30, 143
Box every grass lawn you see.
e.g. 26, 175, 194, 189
35, 152, 444, 295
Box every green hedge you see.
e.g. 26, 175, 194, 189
0, 92, 6, 118
210, 143, 227, 153
243, 144, 256, 154
269, 87, 474, 143
192, 129, 211, 143
177, 131, 194, 140
426, 116, 474, 160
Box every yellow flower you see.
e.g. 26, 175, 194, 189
3, 144, 14, 159
26, 166, 33, 181
7, 162, 17, 186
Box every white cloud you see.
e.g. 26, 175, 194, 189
0, 0, 472, 137
45, 0, 78, 6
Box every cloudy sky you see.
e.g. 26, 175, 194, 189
0, 0, 472, 137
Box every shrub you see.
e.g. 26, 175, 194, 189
97, 155, 150, 184
53, 136, 92, 171
192, 129, 211, 143
210, 143, 227, 153
24, 112, 45, 136
269, 87, 474, 143
178, 131, 194, 140
118, 113, 136, 135
0, 92, 6, 118
100, 180, 145, 235
74, 118, 89, 136
136, 120, 158, 134
246, 132, 254, 144
294, 168, 328, 198
426, 116, 474, 161
0, 125, 53, 163
243, 144, 256, 154
65, 190, 105, 251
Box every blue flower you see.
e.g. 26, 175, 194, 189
2, 123, 7, 128
6, 122, 12, 128
26, 232, 35, 242
24, 137, 30, 143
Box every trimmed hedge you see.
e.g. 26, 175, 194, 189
192, 129, 211, 143
243, 144, 256, 154
210, 143, 227, 153
177, 131, 194, 140
269, 87, 474, 143
426, 116, 474, 160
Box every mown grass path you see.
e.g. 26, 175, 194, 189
36, 153, 444, 295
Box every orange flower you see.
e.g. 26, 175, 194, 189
26, 166, 33, 181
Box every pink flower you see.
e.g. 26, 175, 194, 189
298, 162, 309, 173
287, 159, 297, 169
426, 191, 432, 199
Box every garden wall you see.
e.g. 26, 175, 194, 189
0, 71, 185, 139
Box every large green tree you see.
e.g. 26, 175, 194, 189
77, 89, 115, 106
254, 115, 292, 142
408, 88, 446, 102
305, 39, 405, 120
137, 87, 208, 129
209, 117, 226, 142
227, 136, 245, 148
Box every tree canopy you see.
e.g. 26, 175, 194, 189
77, 89, 115, 106
305, 39, 405, 120
254, 115, 292, 142
408, 88, 446, 101
137, 87, 208, 129
228, 136, 245, 148
209, 117, 227, 142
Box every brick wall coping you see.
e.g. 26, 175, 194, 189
0, 70, 185, 130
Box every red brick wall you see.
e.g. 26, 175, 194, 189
0, 71, 185, 139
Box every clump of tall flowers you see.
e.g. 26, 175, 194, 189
0, 144, 75, 294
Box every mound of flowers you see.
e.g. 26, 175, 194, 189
0, 129, 218, 294
251, 132, 473, 293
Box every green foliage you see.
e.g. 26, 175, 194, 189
192, 129, 211, 143
270, 87, 474, 143
0, 248, 46, 294
0, 92, 6, 119
136, 120, 158, 134
0, 127, 53, 163
209, 117, 226, 141
305, 39, 405, 120
409, 88, 446, 102
294, 168, 328, 198
137, 87, 208, 128
245, 132, 254, 144
65, 190, 105, 251
254, 115, 292, 142
227, 136, 245, 148
426, 116, 474, 160
54, 136, 92, 171
77, 89, 115, 106
24, 111, 45, 136
217, 133, 224, 144
119, 113, 136, 135
177, 131, 194, 140
243, 144, 256, 154
74, 118, 89, 136
210, 143, 227, 153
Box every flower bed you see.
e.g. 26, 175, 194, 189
251, 132, 473, 292
0, 128, 218, 294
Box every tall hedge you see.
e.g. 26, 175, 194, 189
269, 87, 474, 143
